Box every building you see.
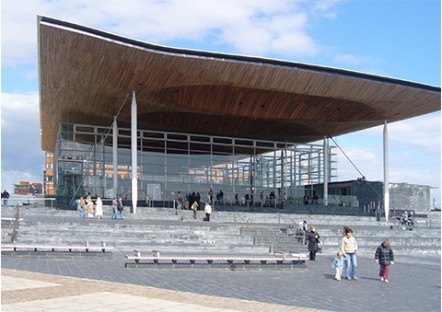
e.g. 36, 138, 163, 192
43, 152, 55, 195
14, 181, 43, 196
37, 17, 440, 211
305, 180, 431, 213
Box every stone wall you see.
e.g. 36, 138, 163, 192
390, 183, 431, 212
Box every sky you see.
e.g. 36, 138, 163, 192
1, 0, 441, 207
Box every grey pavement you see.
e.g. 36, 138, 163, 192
2, 249, 440, 311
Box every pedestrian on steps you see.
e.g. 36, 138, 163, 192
204, 201, 212, 221
305, 226, 320, 261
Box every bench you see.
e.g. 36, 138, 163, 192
1, 242, 113, 254
125, 250, 308, 268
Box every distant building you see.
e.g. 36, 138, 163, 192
43, 152, 55, 195
305, 179, 431, 213
14, 181, 43, 195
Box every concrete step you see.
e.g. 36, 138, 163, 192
6, 205, 439, 227
3, 206, 440, 257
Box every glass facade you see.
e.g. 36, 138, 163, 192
54, 122, 337, 206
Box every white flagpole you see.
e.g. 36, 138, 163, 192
131, 91, 138, 214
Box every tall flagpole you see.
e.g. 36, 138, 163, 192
131, 91, 138, 214
383, 121, 389, 222
323, 136, 329, 206
113, 116, 118, 197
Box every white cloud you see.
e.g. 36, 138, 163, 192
312, 0, 345, 19
1, 92, 44, 186
336, 145, 382, 181
1, 92, 39, 130
359, 113, 441, 152
389, 114, 441, 150
1, 0, 323, 66
334, 112, 441, 204
1, 169, 40, 193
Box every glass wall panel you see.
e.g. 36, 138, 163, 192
55, 122, 337, 205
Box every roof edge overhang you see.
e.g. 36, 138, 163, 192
38, 16, 441, 153
38, 16, 440, 94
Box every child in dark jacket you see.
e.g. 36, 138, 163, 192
375, 239, 394, 283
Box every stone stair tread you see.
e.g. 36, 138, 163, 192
2, 206, 440, 256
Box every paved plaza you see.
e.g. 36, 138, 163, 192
2, 249, 440, 311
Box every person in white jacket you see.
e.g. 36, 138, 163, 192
204, 201, 212, 221
95, 197, 103, 219
341, 227, 358, 280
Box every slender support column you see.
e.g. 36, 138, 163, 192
113, 116, 118, 197
101, 137, 106, 197
131, 92, 138, 214
323, 137, 329, 206
383, 121, 389, 222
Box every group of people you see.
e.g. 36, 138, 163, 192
176, 191, 202, 211
401, 210, 415, 226
305, 224, 394, 283
76, 193, 95, 218
303, 192, 319, 205
112, 196, 125, 219
176, 190, 284, 208
176, 190, 213, 221
76, 194, 124, 219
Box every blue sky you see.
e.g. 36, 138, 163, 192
1, 0, 440, 206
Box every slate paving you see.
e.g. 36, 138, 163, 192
1, 207, 440, 311
2, 248, 440, 311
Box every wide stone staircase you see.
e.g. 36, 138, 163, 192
1, 205, 440, 256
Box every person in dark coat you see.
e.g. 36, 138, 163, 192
2, 189, 10, 206
375, 239, 395, 283
305, 226, 320, 260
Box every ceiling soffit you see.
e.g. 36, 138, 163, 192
38, 17, 441, 152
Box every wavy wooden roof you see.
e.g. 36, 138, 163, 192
38, 16, 441, 152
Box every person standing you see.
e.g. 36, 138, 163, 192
332, 251, 345, 281
191, 200, 199, 219
86, 200, 94, 218
79, 196, 86, 218
204, 201, 212, 221
218, 189, 224, 205
117, 196, 124, 219
341, 227, 358, 280
86, 192, 92, 204
111, 197, 118, 219
196, 192, 201, 210
95, 197, 103, 219
305, 226, 320, 261
208, 189, 214, 205
76, 197, 85, 218
375, 239, 395, 283
2, 190, 10, 206
176, 191, 184, 210
303, 194, 310, 205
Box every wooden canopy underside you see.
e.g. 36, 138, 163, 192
38, 17, 441, 152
